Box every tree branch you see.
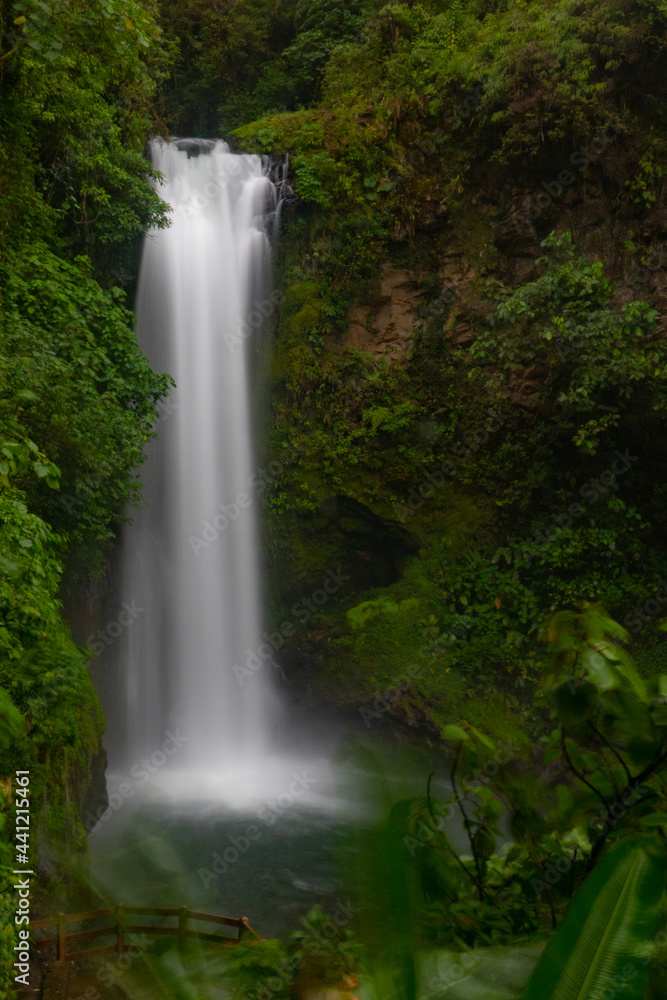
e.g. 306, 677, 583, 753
591, 725, 633, 786
450, 743, 486, 901
580, 745, 667, 879
425, 770, 491, 903
561, 731, 611, 813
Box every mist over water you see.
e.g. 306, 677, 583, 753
102, 138, 311, 805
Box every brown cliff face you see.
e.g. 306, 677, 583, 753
339, 137, 667, 388
340, 268, 421, 360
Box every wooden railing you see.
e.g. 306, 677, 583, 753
31, 905, 260, 962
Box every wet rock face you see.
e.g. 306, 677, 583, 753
340, 268, 421, 359
317, 495, 420, 591
78, 743, 109, 827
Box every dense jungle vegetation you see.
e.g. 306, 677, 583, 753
3, 0, 667, 996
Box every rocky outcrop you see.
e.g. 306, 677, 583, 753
340, 268, 421, 359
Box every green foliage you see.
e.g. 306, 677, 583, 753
541, 604, 647, 700
520, 836, 666, 1000
3, 0, 667, 989
8, 0, 156, 63
420, 942, 544, 1000
289, 905, 363, 988
624, 132, 667, 208
157, 0, 302, 133
341, 609, 667, 995
0, 686, 24, 750
282, 0, 372, 103
433, 493, 649, 692
0, 437, 59, 491
232, 0, 667, 226
0, 0, 169, 275
158, 0, 380, 133
470, 233, 666, 456
272, 345, 427, 507
0, 486, 106, 991
533, 605, 667, 859
221, 938, 294, 999
266, 227, 667, 711
347, 594, 419, 632
0, 3, 172, 992
0, 488, 88, 758
340, 760, 422, 1000
0, 244, 171, 555
248, 0, 667, 718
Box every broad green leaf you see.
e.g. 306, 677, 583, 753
557, 785, 574, 812
584, 652, 617, 690
520, 836, 667, 1000
468, 725, 495, 750
442, 724, 470, 742
627, 736, 656, 766
419, 943, 544, 1000
638, 813, 667, 827
562, 826, 592, 855
611, 655, 648, 703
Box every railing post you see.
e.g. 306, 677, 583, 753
116, 904, 125, 960
178, 906, 189, 954
57, 912, 66, 962
239, 917, 248, 941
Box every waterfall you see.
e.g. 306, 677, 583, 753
106, 138, 280, 800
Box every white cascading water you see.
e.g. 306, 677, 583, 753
110, 138, 281, 801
